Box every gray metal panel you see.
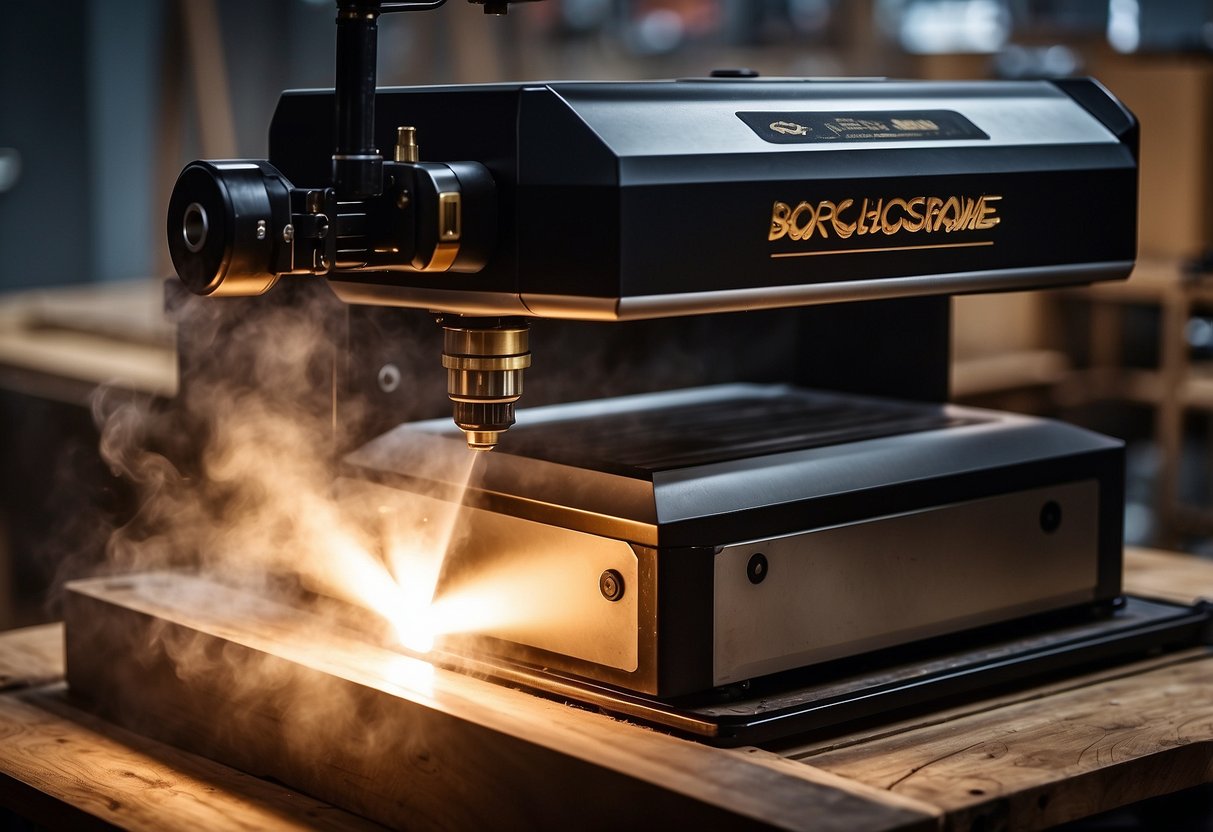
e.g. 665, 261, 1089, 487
713, 480, 1100, 685
342, 478, 640, 672
443, 503, 641, 672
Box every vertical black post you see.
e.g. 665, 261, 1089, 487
332, 0, 384, 198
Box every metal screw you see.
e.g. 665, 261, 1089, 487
256, 219, 267, 240
0, 147, 21, 193
1040, 501, 1062, 534
599, 569, 625, 602
396, 190, 410, 209
282, 224, 295, 243
377, 363, 401, 393
747, 552, 768, 585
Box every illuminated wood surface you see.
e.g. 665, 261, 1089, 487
0, 624, 62, 693
0, 682, 383, 831
0, 548, 1208, 830
791, 649, 1213, 830
61, 574, 933, 832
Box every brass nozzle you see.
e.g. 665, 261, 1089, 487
394, 126, 419, 163
464, 430, 503, 451
440, 318, 531, 451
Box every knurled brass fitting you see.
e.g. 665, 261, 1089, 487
440, 319, 531, 450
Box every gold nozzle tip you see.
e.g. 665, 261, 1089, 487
465, 430, 501, 451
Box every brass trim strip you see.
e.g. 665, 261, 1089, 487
437, 191, 462, 242
442, 354, 533, 371
771, 240, 994, 258
325, 283, 533, 316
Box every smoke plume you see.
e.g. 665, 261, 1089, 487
86, 283, 466, 647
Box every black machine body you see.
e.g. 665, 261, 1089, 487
245, 76, 1137, 319
167, 72, 1138, 449
159, 5, 1186, 738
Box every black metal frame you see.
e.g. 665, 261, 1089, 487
429, 596, 1211, 747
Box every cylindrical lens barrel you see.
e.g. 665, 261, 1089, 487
166, 160, 291, 297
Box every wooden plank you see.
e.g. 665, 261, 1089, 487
179, 0, 237, 159
0, 280, 173, 347
800, 651, 1213, 831
0, 280, 176, 401
24, 550, 1200, 829
0, 683, 385, 831
1124, 547, 1213, 606
0, 328, 176, 401
725, 747, 944, 823
63, 573, 934, 832
779, 549, 1213, 828
782, 649, 1208, 760
0, 624, 63, 693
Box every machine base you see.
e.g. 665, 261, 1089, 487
445, 596, 1211, 747
65, 572, 1210, 753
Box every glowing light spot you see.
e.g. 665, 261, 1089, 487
393, 612, 436, 655
381, 652, 435, 696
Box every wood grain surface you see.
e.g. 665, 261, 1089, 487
0, 279, 176, 403
0, 683, 386, 831
1124, 547, 1213, 605
63, 573, 934, 832
0, 547, 1206, 830
799, 650, 1213, 830
784, 549, 1213, 830
0, 624, 63, 692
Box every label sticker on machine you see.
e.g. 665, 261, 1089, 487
736, 110, 989, 144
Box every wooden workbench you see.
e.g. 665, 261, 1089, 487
1, 548, 1210, 831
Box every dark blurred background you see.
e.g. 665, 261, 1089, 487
1, 3, 1212, 826
5, 0, 1210, 293
1, 0, 1212, 614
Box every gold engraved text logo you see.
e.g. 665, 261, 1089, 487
770, 120, 810, 136
769, 195, 1002, 244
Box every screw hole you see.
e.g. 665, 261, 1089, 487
377, 363, 401, 393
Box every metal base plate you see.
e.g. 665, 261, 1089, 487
433, 596, 1210, 747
